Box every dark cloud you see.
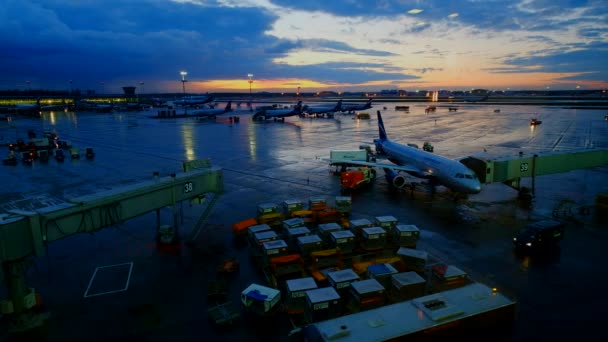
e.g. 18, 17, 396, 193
488, 42, 608, 81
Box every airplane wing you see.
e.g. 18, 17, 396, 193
320, 158, 428, 175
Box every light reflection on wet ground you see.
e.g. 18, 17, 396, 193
1, 102, 607, 341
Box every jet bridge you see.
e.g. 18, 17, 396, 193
460, 148, 608, 195
0, 162, 223, 332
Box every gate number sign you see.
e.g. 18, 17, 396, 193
520, 163, 529, 173
184, 182, 194, 193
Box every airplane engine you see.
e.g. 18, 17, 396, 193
384, 170, 407, 188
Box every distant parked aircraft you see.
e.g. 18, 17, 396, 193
339, 98, 373, 113
189, 101, 232, 118
303, 100, 342, 116
252, 101, 302, 121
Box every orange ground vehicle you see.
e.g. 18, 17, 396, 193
340, 167, 375, 191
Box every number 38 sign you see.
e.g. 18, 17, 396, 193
184, 182, 194, 193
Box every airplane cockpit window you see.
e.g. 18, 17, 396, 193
455, 173, 464, 178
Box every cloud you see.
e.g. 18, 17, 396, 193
0, 0, 606, 91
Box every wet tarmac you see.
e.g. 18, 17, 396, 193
1, 102, 608, 341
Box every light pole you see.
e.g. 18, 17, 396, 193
140, 81, 144, 95
180, 71, 188, 114
26, 80, 31, 92
247, 73, 254, 111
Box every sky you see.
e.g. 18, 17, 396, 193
1, 0, 607, 94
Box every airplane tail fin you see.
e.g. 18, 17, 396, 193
225, 101, 232, 111
295, 100, 302, 114
377, 110, 388, 141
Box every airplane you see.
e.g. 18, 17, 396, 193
339, 98, 373, 113
174, 95, 214, 106
252, 101, 302, 121
325, 110, 482, 194
303, 100, 342, 116
189, 101, 232, 118
463, 94, 489, 103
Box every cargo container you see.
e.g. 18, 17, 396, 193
262, 239, 289, 257
361, 227, 387, 250
391, 224, 420, 248
240, 284, 281, 316
430, 264, 470, 292
396, 247, 428, 273
283, 199, 304, 216
329, 230, 356, 253
286, 277, 318, 315
257, 202, 280, 216
309, 196, 327, 211
283, 217, 305, 230
390, 271, 426, 302
349, 279, 386, 312
305, 287, 342, 323
297, 234, 324, 258
374, 216, 398, 230
334, 196, 352, 215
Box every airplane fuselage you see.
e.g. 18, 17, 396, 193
377, 139, 481, 194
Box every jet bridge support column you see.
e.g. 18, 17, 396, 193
3, 258, 47, 332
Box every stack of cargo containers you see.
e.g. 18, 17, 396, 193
397, 247, 428, 274
305, 287, 341, 323
430, 264, 469, 292
247, 224, 271, 246
285, 277, 318, 315
329, 230, 356, 253
282, 199, 304, 217
360, 227, 387, 251
391, 224, 420, 248
287, 227, 311, 249
389, 271, 426, 302
349, 218, 373, 237
349, 279, 386, 312
318, 222, 342, 243
367, 263, 399, 289
297, 234, 324, 259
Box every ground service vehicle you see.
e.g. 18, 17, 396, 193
340, 168, 375, 192
513, 220, 564, 250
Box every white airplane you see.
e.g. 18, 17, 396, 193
339, 98, 373, 113
189, 101, 232, 118
303, 100, 342, 116
326, 111, 482, 194
252, 101, 302, 121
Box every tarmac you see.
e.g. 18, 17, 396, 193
1, 101, 608, 341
